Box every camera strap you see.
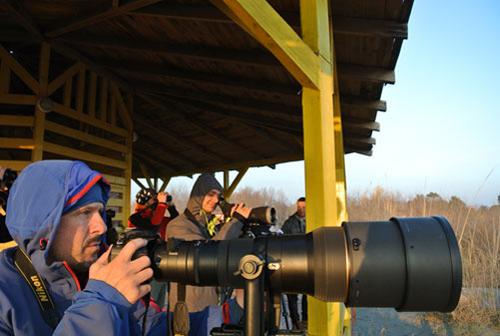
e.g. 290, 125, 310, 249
183, 209, 210, 238
13, 247, 61, 330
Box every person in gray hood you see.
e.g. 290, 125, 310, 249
166, 173, 251, 336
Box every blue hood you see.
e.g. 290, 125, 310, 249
6, 160, 110, 259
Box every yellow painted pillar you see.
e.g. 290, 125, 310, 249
301, 1, 346, 335
32, 42, 50, 162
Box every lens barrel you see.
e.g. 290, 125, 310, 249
152, 216, 461, 312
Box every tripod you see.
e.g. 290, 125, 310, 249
210, 254, 305, 336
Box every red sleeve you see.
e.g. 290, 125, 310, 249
150, 203, 168, 225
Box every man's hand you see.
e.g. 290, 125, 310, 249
231, 203, 252, 219
89, 238, 153, 304
157, 192, 168, 203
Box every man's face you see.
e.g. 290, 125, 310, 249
50, 202, 107, 272
202, 189, 221, 214
297, 201, 306, 218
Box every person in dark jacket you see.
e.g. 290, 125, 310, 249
0, 160, 166, 335
282, 197, 307, 330
166, 173, 251, 336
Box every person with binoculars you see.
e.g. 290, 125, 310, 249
166, 173, 252, 336
0, 160, 166, 335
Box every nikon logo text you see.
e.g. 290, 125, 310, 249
30, 275, 49, 302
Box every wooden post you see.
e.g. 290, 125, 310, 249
0, 60, 10, 94
122, 93, 134, 224
32, 42, 50, 162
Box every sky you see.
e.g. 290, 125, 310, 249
135, 0, 500, 207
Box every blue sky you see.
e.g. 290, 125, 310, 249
137, 1, 500, 206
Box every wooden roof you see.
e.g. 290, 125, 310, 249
0, 0, 413, 178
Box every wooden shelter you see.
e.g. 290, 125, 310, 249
0, 1, 413, 335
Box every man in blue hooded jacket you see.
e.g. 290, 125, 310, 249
0, 160, 167, 335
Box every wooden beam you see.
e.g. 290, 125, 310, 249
0, 138, 34, 150
224, 167, 248, 198
0, 60, 10, 94
342, 119, 380, 132
58, 35, 278, 67
0, 44, 39, 94
135, 119, 233, 163
158, 177, 171, 192
99, 77, 109, 122
99, 60, 297, 96
111, 84, 133, 130
76, 67, 86, 113
32, 42, 50, 162
0, 115, 34, 127
138, 162, 154, 189
44, 142, 127, 169
51, 102, 128, 137
132, 178, 147, 190
341, 96, 387, 112
1, 0, 43, 38
0, 94, 37, 105
44, 121, 128, 153
88, 72, 97, 117
0, 160, 31, 171
338, 64, 395, 84
45, 0, 163, 38
48, 62, 83, 95
63, 78, 72, 107
140, 94, 271, 158
169, 154, 301, 177
211, 0, 319, 89
133, 4, 408, 39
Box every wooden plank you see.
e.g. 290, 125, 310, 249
338, 64, 395, 84
158, 177, 171, 192
48, 63, 82, 95
63, 78, 73, 107
76, 67, 85, 113
0, 94, 37, 105
111, 84, 133, 130
88, 72, 97, 117
0, 115, 34, 127
0, 160, 30, 171
46, 0, 163, 38
45, 121, 128, 153
103, 174, 126, 185
211, 0, 319, 89
107, 198, 123, 207
59, 35, 278, 67
133, 178, 147, 190
133, 4, 408, 39
44, 142, 127, 169
225, 168, 248, 198
0, 138, 34, 149
51, 102, 128, 137
99, 77, 109, 122
110, 185, 125, 193
109, 90, 117, 125
32, 43, 50, 162
102, 60, 296, 96
38, 42, 50, 96
0, 45, 39, 94
0, 60, 10, 94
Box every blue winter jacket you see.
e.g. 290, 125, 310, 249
0, 160, 167, 335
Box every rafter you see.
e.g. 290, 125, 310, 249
45, 0, 163, 38
57, 35, 278, 67
139, 93, 266, 158
132, 4, 407, 39
98, 59, 297, 96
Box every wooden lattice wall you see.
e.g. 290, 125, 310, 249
0, 43, 133, 227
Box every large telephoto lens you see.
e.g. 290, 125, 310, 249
153, 216, 461, 312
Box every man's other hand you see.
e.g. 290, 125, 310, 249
89, 238, 153, 304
